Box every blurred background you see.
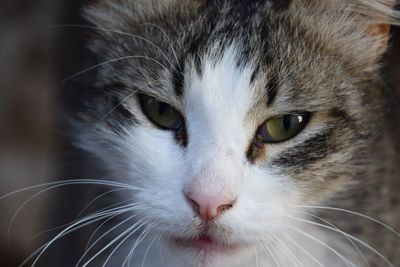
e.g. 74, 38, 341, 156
0, 0, 399, 266
0, 1, 58, 265
0, 1, 78, 265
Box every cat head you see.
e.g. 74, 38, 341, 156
68, 0, 399, 265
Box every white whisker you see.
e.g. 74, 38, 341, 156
286, 215, 393, 267
141, 233, 159, 267
157, 233, 168, 267
291, 205, 400, 239
282, 231, 325, 267
99, 79, 160, 122
141, 23, 181, 67
31, 199, 132, 240
83, 200, 136, 248
0, 179, 143, 201
297, 210, 370, 267
253, 245, 259, 267
283, 223, 355, 267
75, 188, 131, 219
122, 222, 156, 267
62, 55, 170, 82
75, 213, 141, 267
6, 180, 139, 245
257, 236, 281, 267
81, 218, 148, 267
270, 235, 304, 267
22, 205, 136, 267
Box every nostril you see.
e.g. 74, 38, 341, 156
217, 202, 235, 214
187, 197, 200, 215
184, 191, 200, 214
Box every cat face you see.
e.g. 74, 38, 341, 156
70, 0, 394, 265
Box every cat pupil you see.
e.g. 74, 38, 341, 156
158, 103, 168, 116
283, 115, 292, 131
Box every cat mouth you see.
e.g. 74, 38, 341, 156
172, 234, 241, 252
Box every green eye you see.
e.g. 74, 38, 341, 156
139, 94, 184, 130
259, 114, 310, 143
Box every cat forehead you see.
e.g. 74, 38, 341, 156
141, 41, 346, 124
185, 45, 258, 116
139, 39, 345, 115
84, 0, 384, 115
142, 43, 277, 115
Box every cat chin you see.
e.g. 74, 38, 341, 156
170, 236, 244, 253
155, 236, 255, 267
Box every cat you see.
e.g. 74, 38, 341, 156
36, 0, 400, 266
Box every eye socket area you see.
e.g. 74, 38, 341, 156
257, 113, 310, 143
139, 94, 184, 130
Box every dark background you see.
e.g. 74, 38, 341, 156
0, 1, 399, 266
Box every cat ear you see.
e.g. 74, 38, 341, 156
356, 0, 399, 57
366, 23, 391, 56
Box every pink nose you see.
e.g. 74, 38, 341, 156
184, 191, 237, 221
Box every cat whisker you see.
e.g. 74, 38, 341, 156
253, 245, 259, 267
141, 232, 160, 267
75, 188, 132, 219
81, 217, 149, 267
123, 222, 158, 267
62, 55, 170, 82
282, 223, 356, 267
6, 180, 144, 246
23, 204, 138, 267
99, 79, 160, 122
83, 201, 137, 249
31, 199, 133, 240
281, 231, 324, 267
103, 220, 153, 267
0, 179, 143, 201
290, 205, 400, 239
157, 233, 168, 266
256, 236, 281, 267
76, 213, 141, 267
141, 23, 181, 67
82, 214, 127, 265
270, 235, 304, 267
285, 214, 394, 267
295, 210, 370, 267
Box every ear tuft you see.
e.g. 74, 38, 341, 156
367, 23, 391, 54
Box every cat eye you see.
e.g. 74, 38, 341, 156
258, 114, 310, 143
139, 94, 184, 130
